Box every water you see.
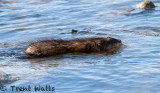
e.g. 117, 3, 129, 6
0, 0, 160, 93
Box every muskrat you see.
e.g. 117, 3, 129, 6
25, 37, 122, 57
136, 0, 155, 10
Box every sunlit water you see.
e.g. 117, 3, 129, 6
0, 0, 160, 93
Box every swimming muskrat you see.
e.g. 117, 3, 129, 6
136, 0, 155, 9
25, 37, 122, 57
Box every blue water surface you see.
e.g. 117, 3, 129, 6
0, 0, 160, 93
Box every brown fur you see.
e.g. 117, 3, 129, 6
25, 37, 122, 57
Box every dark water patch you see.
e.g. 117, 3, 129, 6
10, 14, 42, 21
0, 23, 7, 26
0, 0, 16, 4
0, 42, 27, 60
134, 26, 160, 33
122, 29, 160, 37
11, 28, 29, 32
30, 0, 53, 4
130, 9, 156, 16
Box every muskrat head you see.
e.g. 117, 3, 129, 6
84, 37, 122, 52
136, 0, 155, 10
100, 37, 122, 51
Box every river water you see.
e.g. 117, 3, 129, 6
0, 0, 160, 93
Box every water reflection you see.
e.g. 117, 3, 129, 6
0, 0, 16, 4
134, 26, 160, 33
0, 71, 19, 86
35, 0, 53, 4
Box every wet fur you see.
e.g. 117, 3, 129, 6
25, 37, 122, 57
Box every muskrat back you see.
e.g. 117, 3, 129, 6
25, 37, 122, 57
